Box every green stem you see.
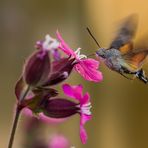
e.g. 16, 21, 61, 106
8, 107, 21, 148
8, 85, 30, 148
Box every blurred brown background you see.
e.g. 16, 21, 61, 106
1, 0, 148, 148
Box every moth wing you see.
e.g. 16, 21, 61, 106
109, 14, 138, 54
134, 33, 148, 50
122, 50, 148, 71
118, 42, 133, 55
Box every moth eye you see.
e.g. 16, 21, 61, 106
101, 55, 106, 58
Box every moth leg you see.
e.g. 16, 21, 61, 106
135, 69, 148, 84
123, 67, 148, 83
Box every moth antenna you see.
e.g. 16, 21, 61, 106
86, 27, 101, 48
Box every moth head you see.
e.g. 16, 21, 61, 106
96, 48, 106, 59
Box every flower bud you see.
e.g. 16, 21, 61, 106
42, 57, 76, 86
23, 50, 51, 86
42, 98, 79, 118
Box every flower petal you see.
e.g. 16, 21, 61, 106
80, 114, 92, 144
52, 49, 61, 61
80, 92, 90, 105
81, 114, 92, 125
56, 31, 75, 56
49, 134, 70, 148
80, 125, 87, 144
62, 83, 83, 100
75, 59, 103, 82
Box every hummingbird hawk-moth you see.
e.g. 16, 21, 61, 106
87, 14, 148, 83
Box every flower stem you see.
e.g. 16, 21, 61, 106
8, 85, 30, 148
8, 107, 21, 148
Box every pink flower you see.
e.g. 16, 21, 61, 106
22, 83, 91, 144
48, 134, 70, 148
62, 84, 92, 144
56, 31, 103, 82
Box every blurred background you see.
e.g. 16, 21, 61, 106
1, 0, 148, 148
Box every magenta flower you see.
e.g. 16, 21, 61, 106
22, 34, 76, 88
10, 31, 99, 148
48, 134, 70, 148
62, 84, 92, 144
56, 31, 103, 82
22, 83, 91, 144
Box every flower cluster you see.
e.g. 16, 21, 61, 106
15, 32, 103, 144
